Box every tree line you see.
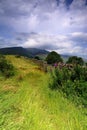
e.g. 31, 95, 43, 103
46, 51, 86, 66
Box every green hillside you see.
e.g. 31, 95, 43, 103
0, 47, 49, 58
0, 55, 87, 130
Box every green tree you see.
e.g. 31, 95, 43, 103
67, 56, 84, 66
46, 51, 63, 64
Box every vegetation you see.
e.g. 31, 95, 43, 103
0, 55, 15, 77
46, 51, 63, 64
34, 56, 41, 60
49, 65, 87, 107
0, 55, 87, 130
66, 56, 84, 65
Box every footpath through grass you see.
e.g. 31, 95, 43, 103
0, 56, 87, 130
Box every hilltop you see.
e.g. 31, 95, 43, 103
0, 47, 49, 58
0, 47, 70, 61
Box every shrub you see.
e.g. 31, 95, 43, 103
67, 56, 84, 66
70, 65, 87, 81
34, 56, 40, 60
50, 68, 64, 89
49, 65, 87, 107
46, 51, 63, 64
0, 55, 15, 77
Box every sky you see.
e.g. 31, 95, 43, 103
0, 0, 87, 58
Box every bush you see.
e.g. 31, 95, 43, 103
49, 66, 87, 107
0, 55, 15, 77
67, 56, 84, 66
46, 51, 63, 64
70, 65, 87, 81
34, 56, 41, 60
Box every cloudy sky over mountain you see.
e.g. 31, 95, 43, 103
0, 0, 87, 58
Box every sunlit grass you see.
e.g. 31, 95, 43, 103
0, 55, 87, 130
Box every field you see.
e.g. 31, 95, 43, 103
0, 55, 87, 130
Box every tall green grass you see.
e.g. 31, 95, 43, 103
0, 56, 87, 130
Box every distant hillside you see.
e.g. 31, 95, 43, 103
0, 47, 32, 57
0, 47, 86, 62
0, 47, 49, 58
0, 47, 68, 60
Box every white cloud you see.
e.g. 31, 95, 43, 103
71, 32, 87, 39
21, 32, 87, 58
9, 14, 39, 32
23, 33, 72, 49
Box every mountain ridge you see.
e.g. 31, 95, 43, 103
0, 47, 86, 62
0, 47, 49, 58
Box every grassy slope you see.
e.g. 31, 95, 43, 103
0, 56, 87, 130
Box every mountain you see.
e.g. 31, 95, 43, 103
0, 46, 68, 61
0, 47, 32, 58
0, 47, 86, 62
0, 47, 49, 58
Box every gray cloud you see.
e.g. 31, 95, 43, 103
0, 0, 86, 34
17, 32, 86, 58
0, 31, 87, 58
0, 0, 87, 58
